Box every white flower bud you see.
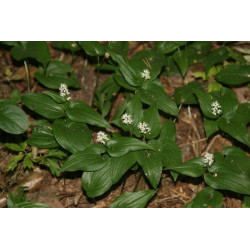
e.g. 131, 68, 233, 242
140, 69, 151, 80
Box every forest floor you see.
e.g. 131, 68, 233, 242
0, 42, 249, 208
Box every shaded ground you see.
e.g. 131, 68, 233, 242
0, 42, 249, 208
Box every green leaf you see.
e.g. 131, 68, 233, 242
47, 149, 67, 159
43, 158, 61, 177
4, 142, 26, 152
82, 163, 112, 198
22, 93, 65, 119
237, 102, 250, 125
12, 202, 50, 208
155, 41, 187, 54
204, 146, 250, 195
174, 81, 203, 105
107, 41, 129, 57
23, 154, 34, 169
129, 50, 166, 81
243, 196, 250, 208
110, 52, 142, 87
61, 145, 109, 172
215, 64, 250, 86
52, 119, 92, 153
106, 136, 155, 157
136, 142, 162, 189
207, 81, 222, 93
42, 91, 67, 103
164, 55, 180, 76
35, 60, 80, 89
66, 101, 111, 129
166, 157, 206, 177
143, 104, 161, 140
204, 118, 219, 139
218, 87, 238, 117
184, 188, 224, 208
204, 47, 229, 74
124, 93, 143, 136
193, 89, 219, 119
110, 190, 156, 208
139, 81, 178, 116
52, 41, 81, 52
28, 120, 59, 149
113, 72, 137, 91
26, 41, 50, 68
218, 112, 250, 147
78, 41, 106, 56
7, 186, 28, 207
186, 41, 212, 65
109, 152, 136, 185
161, 141, 182, 169
11, 42, 50, 68
5, 154, 24, 171
110, 100, 128, 127
0, 104, 28, 134
10, 89, 21, 104
158, 119, 176, 143
173, 48, 188, 77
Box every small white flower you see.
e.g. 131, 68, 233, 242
105, 52, 110, 59
140, 69, 151, 80
137, 122, 151, 134
96, 131, 109, 144
203, 152, 214, 167
211, 101, 222, 116
59, 83, 71, 100
121, 113, 133, 125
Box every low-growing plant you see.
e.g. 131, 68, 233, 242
0, 41, 249, 208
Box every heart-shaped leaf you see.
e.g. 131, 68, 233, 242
106, 41, 129, 57
139, 81, 178, 116
61, 145, 109, 172
82, 163, 112, 198
136, 141, 163, 189
110, 190, 156, 208
28, 120, 59, 148
184, 187, 224, 208
109, 152, 136, 185
52, 41, 81, 52
42, 91, 66, 103
52, 119, 92, 153
35, 61, 80, 89
66, 101, 111, 129
204, 146, 250, 195
106, 136, 155, 157
0, 104, 28, 134
22, 93, 65, 119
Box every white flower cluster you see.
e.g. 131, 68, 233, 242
203, 152, 214, 167
140, 69, 151, 80
137, 122, 151, 134
211, 101, 222, 116
59, 83, 71, 101
121, 113, 133, 125
96, 131, 110, 144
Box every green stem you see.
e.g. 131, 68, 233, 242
24, 60, 31, 93
173, 103, 183, 123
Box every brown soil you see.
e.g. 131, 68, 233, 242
0, 42, 249, 208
